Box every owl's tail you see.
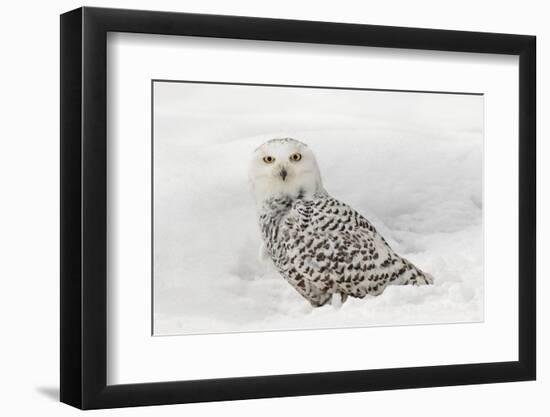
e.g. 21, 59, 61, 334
424, 272, 435, 285
391, 258, 434, 286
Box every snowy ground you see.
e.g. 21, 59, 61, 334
153, 82, 484, 335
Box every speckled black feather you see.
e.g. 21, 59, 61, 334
259, 192, 432, 306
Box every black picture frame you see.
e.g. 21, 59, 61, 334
60, 6, 536, 410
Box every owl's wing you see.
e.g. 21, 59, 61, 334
289, 195, 388, 249
280, 195, 430, 302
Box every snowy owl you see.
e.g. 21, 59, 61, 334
248, 138, 433, 307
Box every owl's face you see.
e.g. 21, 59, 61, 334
248, 138, 324, 204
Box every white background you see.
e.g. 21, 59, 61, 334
108, 34, 514, 384
0, 0, 545, 416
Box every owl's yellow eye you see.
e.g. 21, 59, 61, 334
263, 155, 275, 164
290, 153, 302, 162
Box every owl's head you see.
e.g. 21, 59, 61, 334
248, 138, 324, 204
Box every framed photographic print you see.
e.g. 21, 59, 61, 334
60, 6, 536, 409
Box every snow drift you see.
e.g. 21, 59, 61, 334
153, 82, 484, 335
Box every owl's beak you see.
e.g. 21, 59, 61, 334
279, 168, 288, 181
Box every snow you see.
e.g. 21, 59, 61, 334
153, 82, 484, 336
